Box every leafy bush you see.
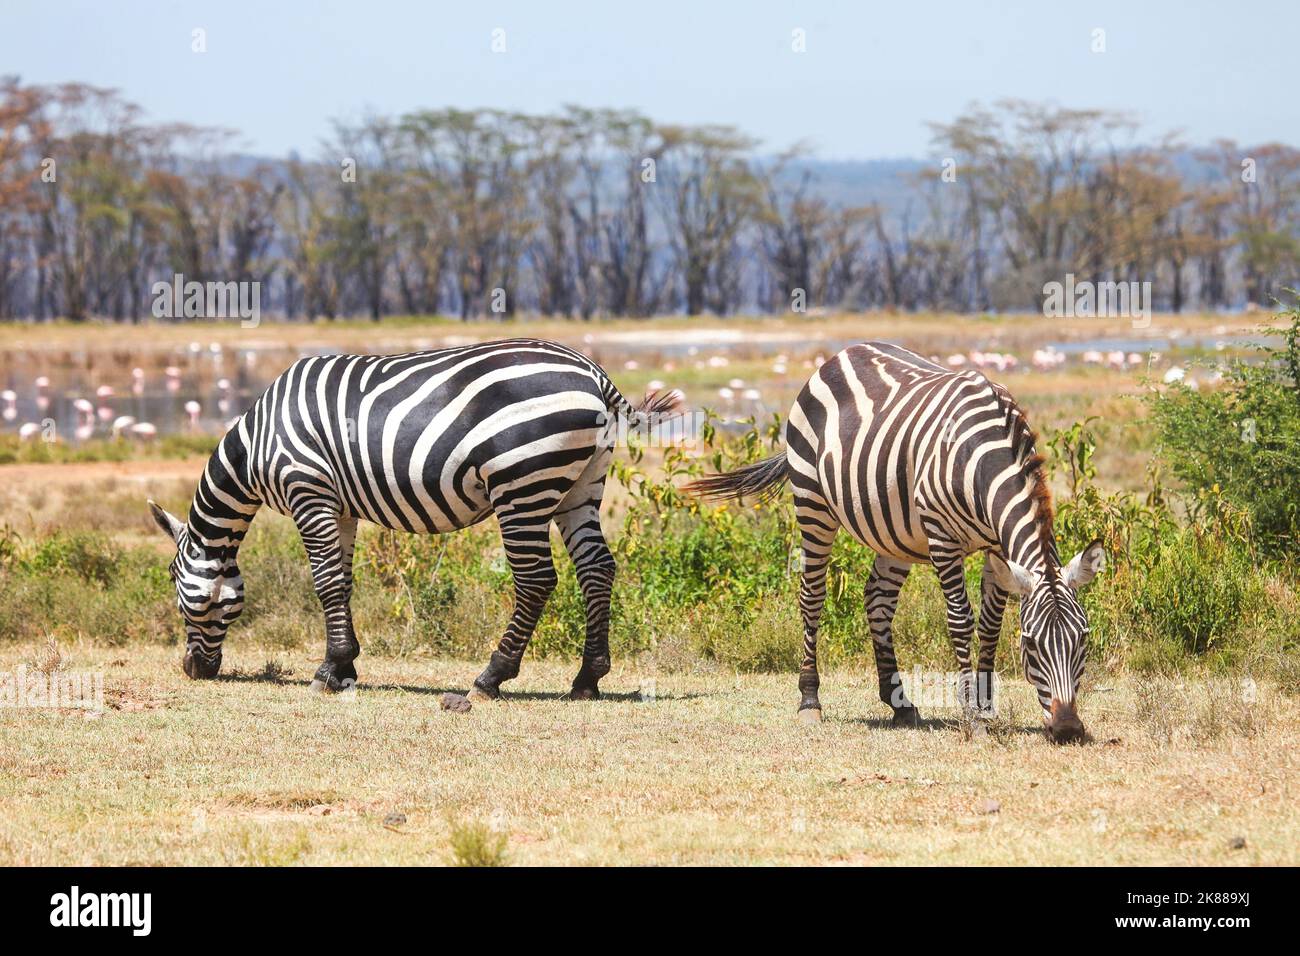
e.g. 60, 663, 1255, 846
1146, 300, 1300, 555
1124, 531, 1263, 655
1041, 416, 1294, 672
3, 528, 123, 586
0, 527, 173, 645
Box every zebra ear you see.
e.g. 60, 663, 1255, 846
1062, 539, 1106, 590
148, 499, 184, 543
984, 551, 1039, 595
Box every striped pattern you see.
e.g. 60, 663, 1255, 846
149, 338, 677, 698
688, 342, 1103, 740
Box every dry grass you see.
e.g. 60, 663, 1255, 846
1, 642, 1294, 866
0, 459, 202, 533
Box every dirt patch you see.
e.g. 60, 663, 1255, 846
212, 791, 385, 823
104, 679, 173, 713
0, 456, 206, 489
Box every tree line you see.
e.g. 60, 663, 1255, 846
0, 77, 1297, 321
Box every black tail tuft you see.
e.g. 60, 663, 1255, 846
635, 388, 687, 419
684, 452, 789, 504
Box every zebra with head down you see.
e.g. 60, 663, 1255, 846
688, 341, 1104, 742
148, 338, 680, 701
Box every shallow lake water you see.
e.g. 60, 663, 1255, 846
0, 327, 1270, 441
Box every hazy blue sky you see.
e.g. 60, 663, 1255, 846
2, 0, 1293, 158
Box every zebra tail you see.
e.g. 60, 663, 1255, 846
634, 387, 687, 420
601, 380, 688, 436
683, 452, 789, 503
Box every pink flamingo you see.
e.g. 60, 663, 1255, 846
111, 415, 136, 439
72, 397, 95, 441
95, 385, 115, 423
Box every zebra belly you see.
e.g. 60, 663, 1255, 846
338, 456, 493, 534
342, 489, 493, 534
832, 501, 931, 563
814, 449, 932, 563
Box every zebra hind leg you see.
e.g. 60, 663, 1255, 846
794, 510, 838, 723
866, 556, 920, 727
470, 506, 559, 702
555, 504, 615, 700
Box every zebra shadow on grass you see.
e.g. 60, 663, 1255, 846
370, 685, 710, 703
214, 669, 707, 703
843, 713, 1048, 737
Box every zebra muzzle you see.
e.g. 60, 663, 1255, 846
1046, 699, 1085, 744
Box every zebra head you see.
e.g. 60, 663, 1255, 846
148, 500, 244, 679
986, 540, 1105, 743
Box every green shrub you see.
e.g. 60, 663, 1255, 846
14, 529, 122, 585
1125, 531, 1262, 656
1146, 300, 1300, 555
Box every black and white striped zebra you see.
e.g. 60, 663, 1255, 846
688, 342, 1104, 742
147, 338, 680, 701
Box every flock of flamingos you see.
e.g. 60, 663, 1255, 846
1, 364, 237, 442
1, 341, 1195, 444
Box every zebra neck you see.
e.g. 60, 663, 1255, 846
995, 518, 1062, 578
993, 494, 1060, 578
186, 429, 262, 549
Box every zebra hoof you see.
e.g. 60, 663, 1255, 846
797, 707, 823, 724
569, 685, 600, 701
891, 706, 920, 728
181, 650, 221, 680
467, 686, 499, 704
308, 677, 351, 694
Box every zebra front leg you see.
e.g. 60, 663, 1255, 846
470, 509, 558, 702
975, 558, 1010, 719
556, 504, 615, 700
866, 556, 919, 727
930, 548, 979, 720
297, 509, 361, 693
795, 512, 838, 723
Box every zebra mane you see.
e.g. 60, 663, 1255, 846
992, 383, 1059, 571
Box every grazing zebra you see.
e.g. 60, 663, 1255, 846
687, 342, 1104, 742
147, 338, 680, 701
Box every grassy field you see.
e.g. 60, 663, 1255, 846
1, 643, 1295, 866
